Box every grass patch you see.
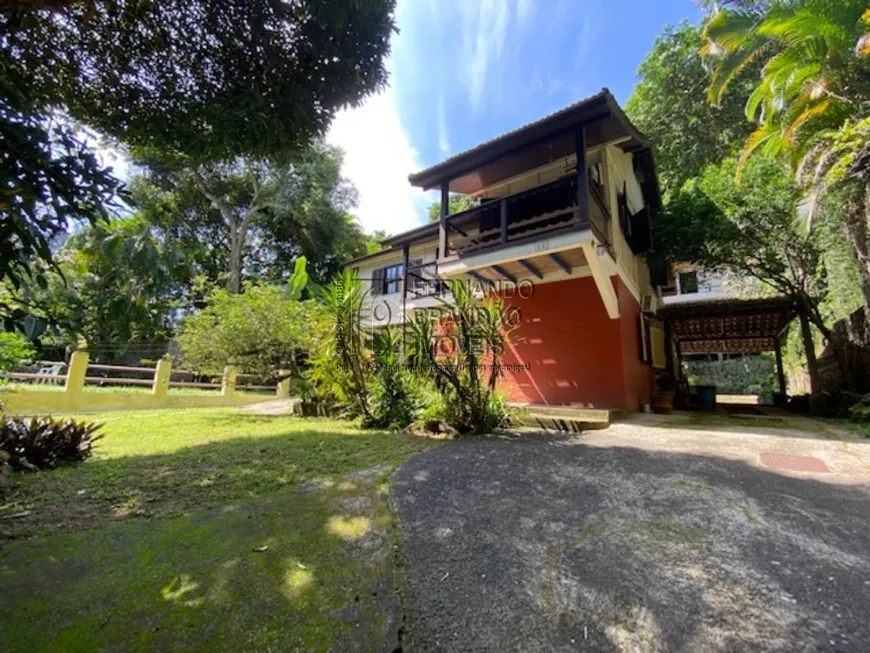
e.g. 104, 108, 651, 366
0, 408, 433, 539
839, 419, 870, 439
0, 408, 436, 651
0, 482, 399, 652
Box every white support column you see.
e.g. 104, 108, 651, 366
221, 366, 237, 398
152, 358, 172, 398
581, 242, 620, 319
64, 350, 88, 398
276, 370, 291, 399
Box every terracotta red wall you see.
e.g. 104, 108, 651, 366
495, 275, 652, 411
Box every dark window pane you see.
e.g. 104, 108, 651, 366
679, 271, 699, 294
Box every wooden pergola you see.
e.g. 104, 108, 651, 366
660, 296, 798, 397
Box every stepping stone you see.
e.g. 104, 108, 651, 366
760, 452, 830, 473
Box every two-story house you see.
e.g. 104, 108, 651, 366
347, 90, 667, 412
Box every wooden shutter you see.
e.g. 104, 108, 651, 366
370, 267, 384, 296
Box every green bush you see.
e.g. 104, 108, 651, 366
364, 328, 423, 431
849, 394, 870, 422
683, 355, 777, 394
0, 332, 35, 372
0, 416, 103, 471
407, 280, 519, 435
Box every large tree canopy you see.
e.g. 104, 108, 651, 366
702, 0, 870, 302
625, 22, 756, 193
8, 214, 188, 354
131, 144, 369, 292
2, 0, 397, 163
0, 84, 122, 314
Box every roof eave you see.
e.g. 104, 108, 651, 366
407, 90, 614, 190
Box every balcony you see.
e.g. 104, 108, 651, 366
439, 170, 610, 263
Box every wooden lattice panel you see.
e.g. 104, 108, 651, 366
679, 338, 775, 354
672, 309, 785, 341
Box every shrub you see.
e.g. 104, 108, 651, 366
0, 332, 35, 372
849, 394, 870, 423
365, 327, 427, 431
0, 416, 103, 471
407, 280, 519, 435
306, 270, 373, 420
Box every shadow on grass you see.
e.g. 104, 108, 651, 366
0, 475, 400, 652
1, 418, 433, 540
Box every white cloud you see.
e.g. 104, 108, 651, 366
516, 0, 534, 23
327, 78, 431, 236
461, 0, 511, 114
437, 98, 450, 155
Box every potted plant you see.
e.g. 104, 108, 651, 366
651, 373, 675, 415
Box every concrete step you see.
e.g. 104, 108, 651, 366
512, 404, 617, 433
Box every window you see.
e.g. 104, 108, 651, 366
384, 264, 402, 295
678, 271, 699, 295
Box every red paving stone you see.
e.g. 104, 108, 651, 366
760, 452, 831, 474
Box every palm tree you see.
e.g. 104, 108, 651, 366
702, 0, 870, 302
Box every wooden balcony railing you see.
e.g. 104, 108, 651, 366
404, 260, 448, 299
440, 171, 610, 261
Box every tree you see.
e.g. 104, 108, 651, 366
9, 214, 188, 356
0, 85, 123, 326
657, 155, 845, 390
365, 230, 389, 254
177, 279, 318, 379
131, 144, 369, 292
702, 0, 870, 302
3, 0, 397, 164
625, 22, 756, 192
427, 194, 480, 223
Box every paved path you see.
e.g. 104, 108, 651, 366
392, 418, 870, 652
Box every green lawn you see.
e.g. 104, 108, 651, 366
0, 408, 435, 652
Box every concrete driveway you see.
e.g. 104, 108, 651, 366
392, 415, 870, 652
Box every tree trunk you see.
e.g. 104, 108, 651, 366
798, 310, 822, 395
227, 231, 243, 294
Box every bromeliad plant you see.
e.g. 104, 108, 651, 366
1, 416, 103, 472
407, 280, 519, 434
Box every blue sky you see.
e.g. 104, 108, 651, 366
327, 0, 703, 235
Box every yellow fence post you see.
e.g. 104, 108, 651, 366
153, 359, 172, 398
221, 366, 237, 398
64, 350, 88, 398
276, 370, 291, 399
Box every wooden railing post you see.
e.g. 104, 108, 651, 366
438, 180, 449, 260
575, 126, 589, 228
500, 198, 508, 245
221, 366, 237, 397
152, 358, 172, 398
276, 370, 291, 399
64, 350, 88, 398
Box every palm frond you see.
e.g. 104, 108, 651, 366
736, 125, 780, 180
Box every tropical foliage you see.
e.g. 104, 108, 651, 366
406, 280, 518, 434
626, 22, 756, 192
427, 194, 480, 223
0, 416, 103, 472
3, 0, 397, 164
702, 0, 870, 300
177, 263, 317, 379
306, 269, 374, 420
